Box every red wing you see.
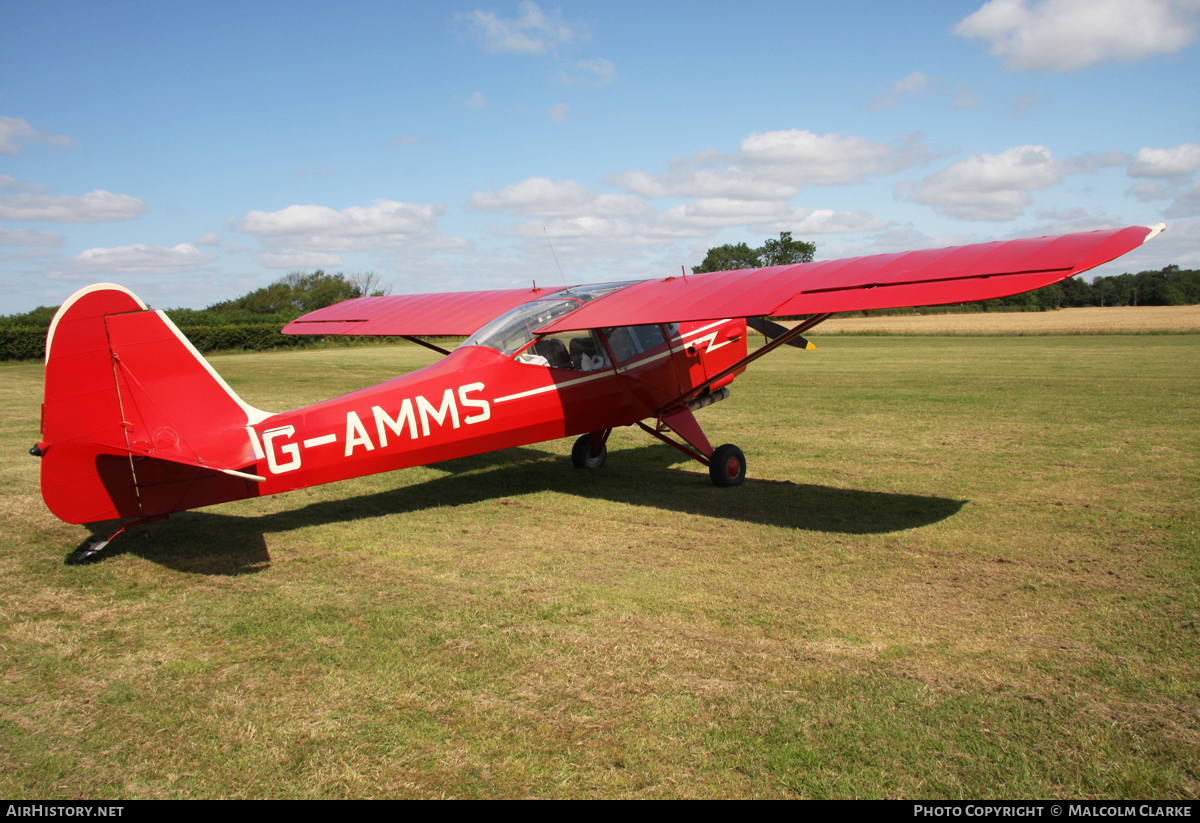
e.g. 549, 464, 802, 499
540, 225, 1162, 331
281, 286, 554, 337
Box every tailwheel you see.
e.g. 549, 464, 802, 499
66, 524, 128, 565
709, 444, 746, 487
571, 433, 607, 470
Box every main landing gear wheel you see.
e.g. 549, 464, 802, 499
571, 434, 607, 469
709, 444, 746, 487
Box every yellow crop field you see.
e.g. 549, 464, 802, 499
800, 305, 1200, 335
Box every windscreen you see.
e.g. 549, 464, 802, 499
460, 280, 638, 356
461, 298, 582, 355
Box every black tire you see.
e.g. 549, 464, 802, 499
709, 444, 746, 487
571, 434, 607, 470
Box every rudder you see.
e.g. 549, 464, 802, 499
40, 284, 271, 524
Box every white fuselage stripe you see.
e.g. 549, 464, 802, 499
494, 368, 616, 403
303, 434, 338, 448
614, 347, 672, 372
679, 319, 732, 341
494, 341, 682, 404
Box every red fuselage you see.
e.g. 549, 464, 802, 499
245, 318, 747, 497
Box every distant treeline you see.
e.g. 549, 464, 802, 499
2, 266, 1198, 361
0, 271, 393, 361
833, 265, 1200, 319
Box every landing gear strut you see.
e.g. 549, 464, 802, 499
635, 404, 749, 488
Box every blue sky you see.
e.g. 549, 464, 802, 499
2, 0, 1198, 313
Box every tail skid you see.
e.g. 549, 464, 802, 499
40, 284, 272, 525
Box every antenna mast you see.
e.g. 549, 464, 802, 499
544, 228, 568, 288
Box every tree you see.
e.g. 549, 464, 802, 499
351, 271, 393, 298
692, 232, 816, 274
692, 242, 761, 274
758, 231, 815, 267
206, 270, 391, 316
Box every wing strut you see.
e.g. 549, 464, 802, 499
684, 313, 834, 403
401, 336, 452, 356
746, 316, 816, 350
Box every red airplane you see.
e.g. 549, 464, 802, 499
35, 224, 1162, 563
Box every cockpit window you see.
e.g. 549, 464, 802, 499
460, 280, 638, 358
461, 298, 582, 356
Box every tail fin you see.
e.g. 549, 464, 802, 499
40, 284, 272, 524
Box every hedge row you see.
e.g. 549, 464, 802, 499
0, 326, 46, 361
177, 324, 317, 353
0, 323, 322, 362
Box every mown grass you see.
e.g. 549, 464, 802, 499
0, 335, 1196, 798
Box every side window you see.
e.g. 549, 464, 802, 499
603, 324, 667, 364
517, 330, 611, 371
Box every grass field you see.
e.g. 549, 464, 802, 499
1, 332, 1197, 798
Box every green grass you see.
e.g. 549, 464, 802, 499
1, 336, 1197, 798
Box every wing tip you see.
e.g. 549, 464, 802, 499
1142, 223, 1167, 244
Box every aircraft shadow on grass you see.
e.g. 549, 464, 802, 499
73, 443, 965, 575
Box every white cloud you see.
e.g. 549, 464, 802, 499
2, 248, 61, 262
1128, 181, 1170, 201
1128, 143, 1200, 178
1060, 150, 1130, 173
547, 103, 570, 123
1029, 208, 1127, 234
657, 198, 793, 234
818, 227, 969, 259
673, 204, 889, 238
0, 227, 65, 247
869, 72, 931, 111
470, 177, 651, 217
896, 145, 1062, 221
234, 200, 442, 251
458, 1, 583, 55
1122, 145, 1200, 215
739, 130, 937, 185
61, 243, 216, 276
475, 177, 887, 243
609, 130, 937, 202
1164, 179, 1200, 217
258, 250, 344, 269
788, 209, 889, 234
610, 167, 799, 200
0, 189, 147, 223
499, 202, 889, 252
389, 135, 423, 148
455, 91, 487, 110
1034, 206, 1089, 221
559, 57, 616, 87
196, 232, 222, 247
0, 117, 75, 155
955, 0, 1200, 72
